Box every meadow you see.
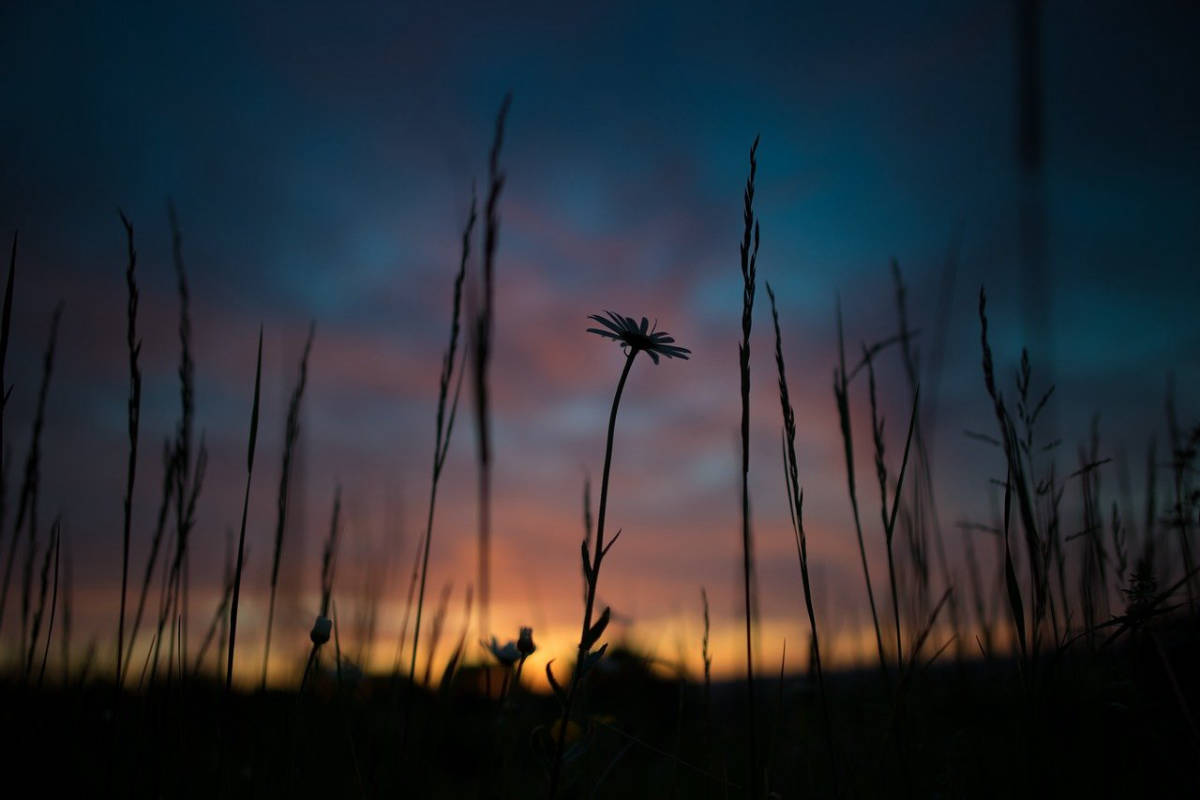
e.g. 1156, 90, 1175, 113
0, 99, 1197, 798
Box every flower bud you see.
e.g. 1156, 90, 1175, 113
310, 615, 332, 645
517, 626, 536, 657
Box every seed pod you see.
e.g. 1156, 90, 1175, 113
310, 615, 332, 645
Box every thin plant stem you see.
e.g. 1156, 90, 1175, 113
834, 298, 889, 682
225, 328, 263, 694
0, 302, 61, 646
737, 135, 761, 797
118, 210, 141, 690
262, 322, 316, 689
120, 441, 177, 686
472, 94, 511, 638
0, 232, 16, 629
168, 202, 196, 673
410, 192, 475, 687
26, 516, 59, 679
548, 349, 636, 799
768, 283, 838, 792
37, 518, 60, 688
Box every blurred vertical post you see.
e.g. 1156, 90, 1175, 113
1016, 0, 1055, 429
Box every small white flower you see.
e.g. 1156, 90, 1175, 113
485, 636, 521, 667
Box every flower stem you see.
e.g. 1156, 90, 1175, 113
594, 350, 636, 593
548, 349, 636, 799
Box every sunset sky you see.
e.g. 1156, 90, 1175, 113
1, 1, 1197, 685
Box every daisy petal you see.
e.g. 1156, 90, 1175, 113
589, 314, 624, 334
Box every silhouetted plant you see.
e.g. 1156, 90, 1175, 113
120, 439, 177, 686
225, 327, 263, 693
409, 189, 475, 687
484, 625, 536, 702
27, 515, 60, 681
547, 310, 689, 798
735, 135, 761, 798
471, 93, 511, 637
833, 298, 889, 681
117, 210, 141, 691
767, 283, 836, 789
0, 232, 15, 545
262, 321, 316, 689
0, 301, 61, 652
301, 485, 341, 695
166, 202, 199, 673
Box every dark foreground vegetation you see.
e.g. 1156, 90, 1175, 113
2, 628, 1197, 797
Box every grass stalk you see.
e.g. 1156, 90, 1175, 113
864, 351, 920, 673
37, 518, 60, 688
167, 202, 196, 671
60, 532, 71, 683
737, 134, 761, 797
117, 210, 142, 689
0, 302, 61, 646
979, 288, 1048, 668
471, 93, 511, 638
422, 581, 452, 687
193, 546, 237, 676
0, 231, 15, 575
833, 299, 889, 681
121, 440, 177, 685
891, 260, 961, 649
437, 584, 473, 693
26, 516, 59, 679
409, 190, 475, 687
152, 438, 206, 685
225, 327, 263, 694
768, 284, 837, 791
262, 322, 316, 689
300, 485, 341, 696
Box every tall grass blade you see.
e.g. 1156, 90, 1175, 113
262, 322, 316, 689
38, 518, 60, 688
168, 202, 196, 670
471, 94, 511, 638
0, 231, 15, 567
117, 210, 142, 689
0, 302, 61, 646
767, 283, 837, 791
225, 327, 263, 694
26, 516, 59, 679
834, 298, 889, 680
736, 134, 761, 797
121, 440, 177, 685
410, 190, 475, 688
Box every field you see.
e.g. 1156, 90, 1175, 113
1, 100, 1198, 799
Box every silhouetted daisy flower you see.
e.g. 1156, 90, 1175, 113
587, 311, 691, 364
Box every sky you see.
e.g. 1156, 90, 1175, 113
0, 1, 1197, 686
